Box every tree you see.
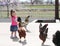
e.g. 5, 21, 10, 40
50, 0, 53, 4
6, 0, 10, 17
30, 0, 34, 5
47, 0, 50, 4
32, 0, 43, 4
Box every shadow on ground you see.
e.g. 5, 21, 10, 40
12, 37, 19, 42
19, 40, 27, 46
42, 44, 50, 46
26, 30, 31, 33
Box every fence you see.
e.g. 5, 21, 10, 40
0, 4, 57, 20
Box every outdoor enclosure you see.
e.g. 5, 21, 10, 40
0, 0, 59, 20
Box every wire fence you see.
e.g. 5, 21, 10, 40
0, 4, 57, 19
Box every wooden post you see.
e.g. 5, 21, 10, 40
7, 0, 9, 18
55, 0, 59, 19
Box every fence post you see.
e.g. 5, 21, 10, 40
7, 0, 9, 18
55, 0, 59, 19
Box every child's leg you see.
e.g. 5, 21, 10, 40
14, 31, 17, 37
15, 31, 16, 36
10, 32, 14, 39
11, 32, 13, 36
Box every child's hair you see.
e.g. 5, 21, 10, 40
10, 10, 15, 17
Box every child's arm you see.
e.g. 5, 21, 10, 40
15, 17, 17, 22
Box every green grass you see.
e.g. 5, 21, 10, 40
25, 5, 60, 9
13, 11, 55, 18
0, 11, 55, 18
25, 5, 54, 8
0, 5, 60, 18
0, 12, 7, 18
0, 11, 59, 18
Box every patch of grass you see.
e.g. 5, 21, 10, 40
25, 5, 60, 9
16, 11, 55, 18
0, 10, 60, 18
25, 5, 55, 9
0, 12, 7, 18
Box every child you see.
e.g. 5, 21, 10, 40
10, 10, 18, 39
